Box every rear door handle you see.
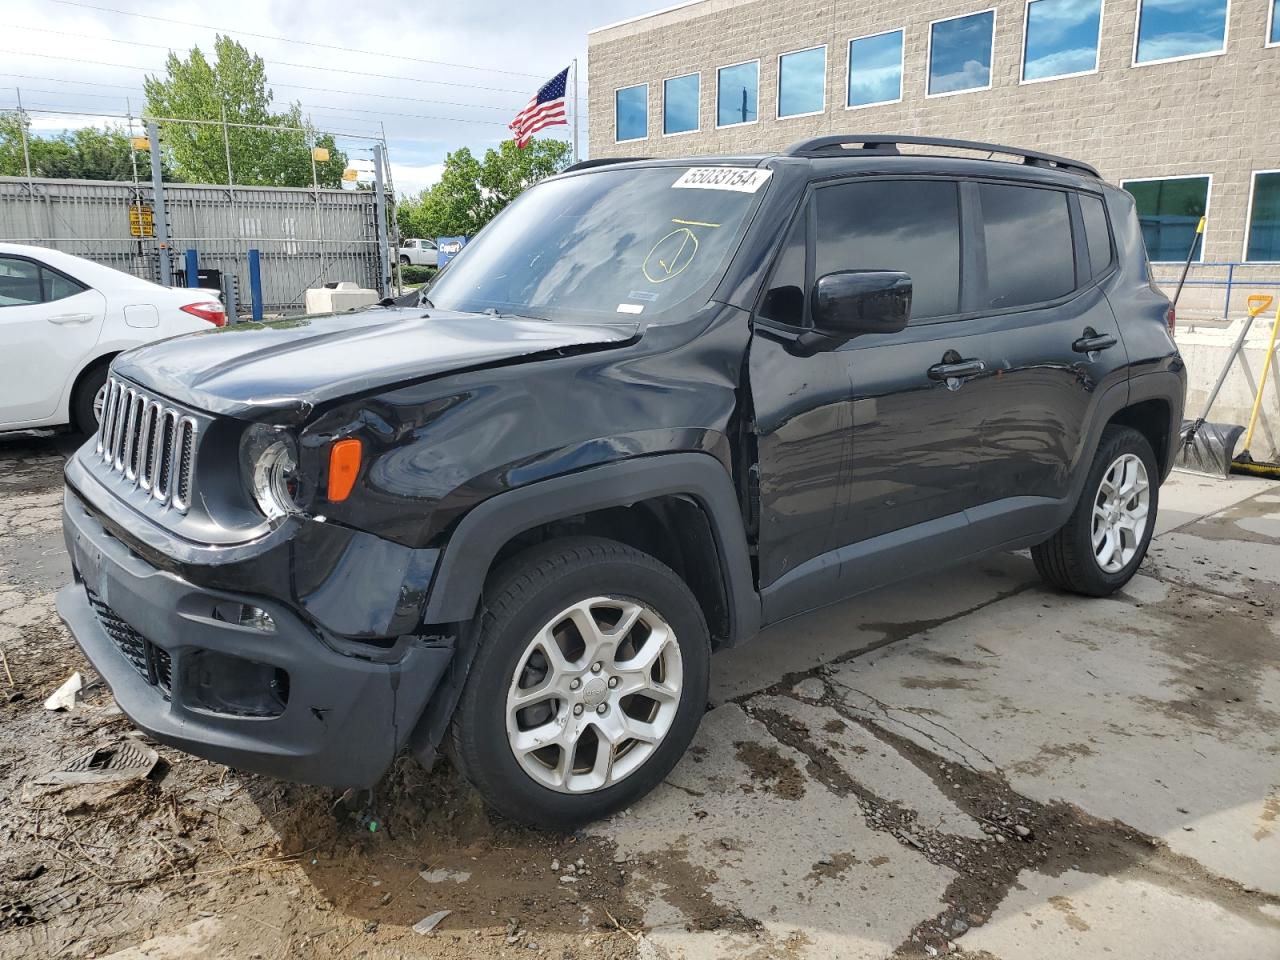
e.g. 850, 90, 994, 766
48, 313, 95, 325
928, 359, 986, 381
1073, 332, 1117, 353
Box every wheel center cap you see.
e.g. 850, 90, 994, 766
582, 677, 608, 707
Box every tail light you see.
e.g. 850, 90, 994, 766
1165, 305, 1176, 336
180, 300, 227, 327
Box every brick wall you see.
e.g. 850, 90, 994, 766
587, 0, 1280, 312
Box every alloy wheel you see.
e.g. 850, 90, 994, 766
1092, 453, 1150, 573
504, 597, 682, 794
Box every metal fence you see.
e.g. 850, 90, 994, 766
0, 174, 388, 314
1149, 261, 1280, 320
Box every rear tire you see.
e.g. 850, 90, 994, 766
1032, 424, 1158, 596
399, 255, 410, 266
450, 536, 710, 829
71, 361, 110, 435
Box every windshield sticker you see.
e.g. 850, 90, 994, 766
616, 303, 644, 314
672, 167, 772, 193
627, 291, 660, 302
643, 227, 699, 284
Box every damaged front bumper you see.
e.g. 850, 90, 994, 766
56, 485, 453, 788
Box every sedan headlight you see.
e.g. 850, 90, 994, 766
240, 424, 303, 520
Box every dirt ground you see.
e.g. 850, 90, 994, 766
1, 434, 1277, 960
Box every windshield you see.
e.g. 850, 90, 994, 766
425, 165, 771, 321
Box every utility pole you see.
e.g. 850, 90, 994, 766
14, 87, 38, 242
372, 143, 391, 299
147, 121, 172, 286
572, 58, 580, 164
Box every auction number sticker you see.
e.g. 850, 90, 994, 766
672, 167, 772, 193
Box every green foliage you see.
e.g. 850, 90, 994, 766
400, 264, 435, 284
143, 35, 347, 188
0, 113, 139, 181
396, 138, 571, 240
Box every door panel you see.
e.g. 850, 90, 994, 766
834, 322, 995, 547
749, 332, 853, 588
980, 286, 1126, 505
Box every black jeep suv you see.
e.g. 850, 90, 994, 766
57, 136, 1184, 828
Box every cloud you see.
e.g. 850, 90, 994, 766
392, 162, 446, 197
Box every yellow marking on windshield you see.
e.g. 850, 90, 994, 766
671, 218, 721, 228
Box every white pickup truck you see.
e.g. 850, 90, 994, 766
398, 238, 438, 267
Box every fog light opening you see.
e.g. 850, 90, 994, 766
211, 602, 276, 632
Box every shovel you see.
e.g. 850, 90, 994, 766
1175, 294, 1273, 477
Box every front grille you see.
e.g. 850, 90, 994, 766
96, 377, 198, 513
85, 586, 172, 695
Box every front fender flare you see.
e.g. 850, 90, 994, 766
422, 452, 762, 644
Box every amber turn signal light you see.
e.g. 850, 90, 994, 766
327, 439, 362, 502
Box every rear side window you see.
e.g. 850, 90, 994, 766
979, 183, 1075, 309
1079, 193, 1114, 278
814, 180, 961, 320
45, 270, 86, 302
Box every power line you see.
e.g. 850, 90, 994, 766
4, 29, 553, 98
40, 0, 565, 82
0, 74, 523, 114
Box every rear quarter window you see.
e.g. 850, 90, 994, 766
1080, 193, 1114, 278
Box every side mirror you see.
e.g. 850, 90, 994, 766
812, 270, 912, 339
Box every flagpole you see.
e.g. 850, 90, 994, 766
572, 58, 580, 164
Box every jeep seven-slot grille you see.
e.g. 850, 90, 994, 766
95, 377, 198, 513
84, 586, 172, 695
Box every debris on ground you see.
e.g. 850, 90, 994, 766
41, 671, 82, 711
411, 909, 451, 934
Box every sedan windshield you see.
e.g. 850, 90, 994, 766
425, 165, 771, 321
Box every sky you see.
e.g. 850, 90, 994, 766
1, 0, 674, 195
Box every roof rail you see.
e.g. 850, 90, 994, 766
782, 134, 1100, 179
563, 157, 650, 173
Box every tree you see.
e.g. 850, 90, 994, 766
143, 36, 346, 188
395, 138, 571, 239
0, 113, 138, 180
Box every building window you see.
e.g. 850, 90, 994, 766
615, 84, 648, 142
717, 60, 759, 127
1022, 0, 1103, 82
1134, 0, 1228, 64
1245, 171, 1280, 262
663, 73, 700, 135
1121, 176, 1210, 263
815, 179, 962, 320
1269, 0, 1279, 44
847, 29, 904, 107
928, 10, 997, 96
777, 46, 826, 118
979, 183, 1076, 308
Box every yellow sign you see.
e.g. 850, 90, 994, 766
130, 137, 150, 151
341, 168, 359, 182
129, 203, 155, 239
312, 147, 330, 163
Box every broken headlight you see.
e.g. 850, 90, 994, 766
240, 424, 303, 521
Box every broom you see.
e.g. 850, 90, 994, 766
1231, 299, 1280, 478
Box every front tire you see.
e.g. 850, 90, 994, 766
1032, 424, 1158, 596
71, 361, 110, 434
450, 537, 710, 829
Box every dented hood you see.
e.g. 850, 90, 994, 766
112, 306, 641, 420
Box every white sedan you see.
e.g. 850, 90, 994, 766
0, 243, 225, 434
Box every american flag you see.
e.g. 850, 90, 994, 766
510, 67, 569, 148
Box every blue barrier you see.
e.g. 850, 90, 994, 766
247, 249, 263, 322
184, 249, 199, 288
1150, 261, 1280, 317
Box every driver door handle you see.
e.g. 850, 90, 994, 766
1073, 330, 1117, 353
48, 312, 95, 325
927, 358, 986, 381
